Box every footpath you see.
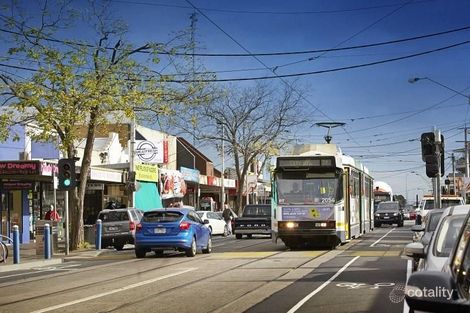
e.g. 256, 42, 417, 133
0, 242, 105, 273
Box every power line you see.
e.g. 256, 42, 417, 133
110, 0, 434, 15
162, 40, 470, 82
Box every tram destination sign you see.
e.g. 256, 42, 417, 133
277, 157, 335, 168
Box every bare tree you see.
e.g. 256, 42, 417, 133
173, 83, 307, 214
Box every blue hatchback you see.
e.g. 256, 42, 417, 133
135, 208, 212, 258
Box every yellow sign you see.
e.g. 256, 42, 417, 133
310, 208, 320, 218
134, 163, 158, 182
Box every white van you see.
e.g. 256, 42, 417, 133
417, 195, 464, 218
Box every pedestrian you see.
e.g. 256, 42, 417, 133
222, 204, 234, 235
45, 204, 61, 222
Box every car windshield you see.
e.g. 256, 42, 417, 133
426, 212, 444, 232
243, 206, 271, 217
377, 203, 399, 211
434, 215, 465, 257
143, 211, 183, 223
98, 211, 128, 222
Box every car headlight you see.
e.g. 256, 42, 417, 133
286, 222, 298, 229
393, 212, 398, 216
374, 214, 380, 217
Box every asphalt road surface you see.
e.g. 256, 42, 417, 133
0, 222, 413, 313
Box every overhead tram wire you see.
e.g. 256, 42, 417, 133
111, 0, 435, 15
183, 0, 332, 122
1, 23, 469, 57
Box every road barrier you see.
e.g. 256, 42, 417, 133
95, 219, 102, 250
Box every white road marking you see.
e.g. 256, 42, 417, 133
403, 260, 412, 313
287, 256, 360, 313
370, 228, 395, 247
30, 268, 196, 313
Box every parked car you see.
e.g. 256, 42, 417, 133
410, 209, 445, 271
233, 204, 271, 239
97, 208, 143, 250
196, 211, 229, 236
374, 201, 404, 227
409, 208, 418, 220
134, 208, 212, 258
405, 210, 470, 313
405, 205, 469, 272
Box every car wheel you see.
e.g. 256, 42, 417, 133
114, 243, 124, 251
223, 225, 229, 237
247, 234, 253, 239
235, 234, 242, 239
135, 248, 146, 258
155, 250, 164, 257
185, 237, 197, 257
202, 236, 212, 254
375, 223, 381, 228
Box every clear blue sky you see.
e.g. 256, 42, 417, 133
4, 0, 470, 201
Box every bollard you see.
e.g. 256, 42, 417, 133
13, 225, 20, 264
44, 223, 51, 259
95, 219, 102, 250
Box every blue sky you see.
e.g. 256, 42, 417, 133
3, 0, 470, 201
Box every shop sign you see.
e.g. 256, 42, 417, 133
199, 175, 207, 185
160, 169, 187, 199
0, 161, 40, 175
1, 181, 33, 190
40, 162, 58, 176
90, 169, 122, 182
207, 176, 220, 186
134, 163, 158, 182
224, 179, 236, 188
87, 183, 104, 190
135, 140, 168, 164
180, 167, 200, 183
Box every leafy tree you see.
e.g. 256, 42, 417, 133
0, 1, 209, 249
171, 83, 306, 214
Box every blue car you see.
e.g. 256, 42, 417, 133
135, 208, 212, 258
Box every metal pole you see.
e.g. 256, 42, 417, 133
452, 153, 456, 195
221, 127, 225, 209
44, 223, 51, 259
13, 225, 20, 264
130, 115, 136, 207
65, 190, 69, 256
95, 219, 102, 250
434, 128, 442, 209
466, 127, 469, 203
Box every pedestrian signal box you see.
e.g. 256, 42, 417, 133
58, 158, 76, 190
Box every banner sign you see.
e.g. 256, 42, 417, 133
135, 140, 167, 164
0, 161, 40, 175
180, 167, 200, 183
281, 205, 334, 221
135, 163, 158, 182
160, 169, 187, 199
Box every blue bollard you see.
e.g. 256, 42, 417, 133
44, 223, 51, 259
13, 225, 20, 264
95, 219, 102, 250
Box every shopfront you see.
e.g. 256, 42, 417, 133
0, 160, 58, 243
180, 167, 200, 208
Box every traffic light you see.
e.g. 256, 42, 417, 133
58, 158, 76, 190
420, 132, 445, 178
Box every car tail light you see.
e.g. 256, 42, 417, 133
129, 221, 136, 231
136, 223, 142, 232
179, 221, 190, 230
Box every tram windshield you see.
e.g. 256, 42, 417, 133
276, 172, 342, 205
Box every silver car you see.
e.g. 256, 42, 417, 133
405, 205, 469, 271
97, 208, 143, 250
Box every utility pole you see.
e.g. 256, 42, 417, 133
452, 153, 456, 195
190, 12, 198, 146
434, 128, 442, 209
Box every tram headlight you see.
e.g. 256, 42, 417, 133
286, 222, 298, 229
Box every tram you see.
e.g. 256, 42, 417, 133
271, 144, 374, 249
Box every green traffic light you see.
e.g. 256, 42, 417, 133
64, 179, 71, 186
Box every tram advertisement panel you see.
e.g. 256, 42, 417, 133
281, 205, 334, 220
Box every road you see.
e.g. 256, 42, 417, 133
0, 222, 413, 313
